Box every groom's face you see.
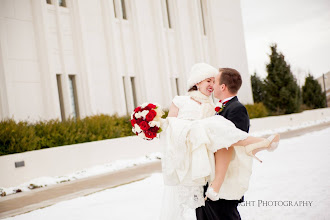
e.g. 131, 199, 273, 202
214, 72, 223, 99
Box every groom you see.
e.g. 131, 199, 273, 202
196, 68, 251, 220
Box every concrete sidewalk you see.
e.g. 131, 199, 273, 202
0, 121, 329, 219
0, 161, 162, 219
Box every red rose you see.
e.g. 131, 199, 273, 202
215, 107, 221, 112
134, 106, 141, 113
131, 119, 136, 126
143, 106, 151, 111
149, 126, 159, 133
136, 118, 143, 124
139, 121, 149, 131
147, 103, 156, 109
145, 131, 157, 139
146, 110, 157, 121
150, 132, 157, 138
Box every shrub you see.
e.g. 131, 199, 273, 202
0, 119, 40, 155
0, 114, 133, 156
251, 72, 266, 103
245, 102, 269, 119
302, 74, 326, 109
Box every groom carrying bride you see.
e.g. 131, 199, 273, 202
196, 68, 252, 220
148, 63, 279, 220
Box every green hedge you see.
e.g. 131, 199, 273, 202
0, 114, 133, 156
245, 102, 269, 119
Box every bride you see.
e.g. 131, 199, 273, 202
159, 63, 279, 220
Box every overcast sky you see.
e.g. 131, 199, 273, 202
240, 0, 330, 85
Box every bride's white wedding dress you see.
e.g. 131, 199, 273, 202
159, 92, 251, 220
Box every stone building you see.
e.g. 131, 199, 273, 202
0, 0, 253, 121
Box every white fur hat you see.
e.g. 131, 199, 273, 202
187, 63, 218, 89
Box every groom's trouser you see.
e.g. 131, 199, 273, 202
196, 199, 241, 220
195, 184, 241, 220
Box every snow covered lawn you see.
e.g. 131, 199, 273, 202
5, 127, 330, 220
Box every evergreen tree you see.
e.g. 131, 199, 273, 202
302, 74, 326, 109
264, 44, 301, 114
251, 72, 265, 103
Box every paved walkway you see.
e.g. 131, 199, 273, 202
0, 121, 329, 219
0, 162, 162, 219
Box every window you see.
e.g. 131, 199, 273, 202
56, 74, 65, 121
165, 0, 172, 28
130, 77, 137, 108
122, 76, 129, 114
163, 0, 172, 29
171, 77, 180, 96
200, 0, 207, 35
46, 0, 52, 4
122, 76, 137, 113
58, 0, 66, 7
175, 77, 180, 95
68, 75, 79, 118
121, 0, 127, 20
113, 0, 117, 18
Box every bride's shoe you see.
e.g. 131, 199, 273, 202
205, 185, 220, 201
245, 134, 280, 163
267, 134, 280, 152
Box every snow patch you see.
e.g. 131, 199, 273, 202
0, 152, 161, 197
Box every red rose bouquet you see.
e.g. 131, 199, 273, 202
131, 103, 164, 140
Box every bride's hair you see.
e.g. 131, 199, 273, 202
188, 85, 198, 92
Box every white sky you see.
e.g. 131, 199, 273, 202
241, 0, 330, 85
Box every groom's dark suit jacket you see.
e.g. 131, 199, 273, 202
196, 96, 250, 220
218, 96, 250, 133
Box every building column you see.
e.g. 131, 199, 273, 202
0, 38, 9, 119
69, 0, 94, 117
30, 0, 59, 120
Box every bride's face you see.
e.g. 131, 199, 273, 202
197, 77, 215, 96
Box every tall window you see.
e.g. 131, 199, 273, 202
113, 0, 117, 18
130, 77, 137, 108
121, 0, 127, 20
200, 0, 207, 35
163, 0, 172, 29
122, 76, 137, 113
56, 74, 65, 121
175, 77, 180, 95
68, 75, 79, 118
58, 0, 66, 7
171, 77, 180, 96
122, 76, 129, 114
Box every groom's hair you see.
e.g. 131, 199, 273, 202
219, 68, 242, 94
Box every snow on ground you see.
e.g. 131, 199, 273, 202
0, 152, 161, 196
250, 116, 330, 137
5, 127, 330, 220
1, 117, 329, 197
